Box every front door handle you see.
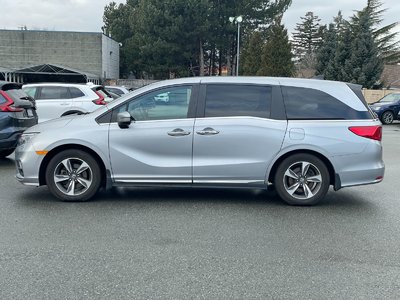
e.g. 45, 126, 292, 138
60, 103, 69, 106
196, 127, 220, 135
168, 128, 191, 137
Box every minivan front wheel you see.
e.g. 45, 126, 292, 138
274, 154, 330, 206
45, 150, 101, 201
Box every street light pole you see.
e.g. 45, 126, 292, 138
236, 21, 241, 76
229, 16, 243, 76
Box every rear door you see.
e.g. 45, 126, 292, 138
193, 83, 287, 186
35, 86, 72, 122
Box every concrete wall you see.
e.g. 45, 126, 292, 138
102, 35, 119, 79
0, 30, 119, 79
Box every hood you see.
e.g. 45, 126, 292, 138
25, 115, 76, 133
370, 102, 391, 107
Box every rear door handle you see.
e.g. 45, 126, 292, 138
196, 127, 220, 135
168, 128, 191, 137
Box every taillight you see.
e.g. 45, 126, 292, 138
0, 90, 23, 112
92, 91, 106, 105
349, 126, 382, 141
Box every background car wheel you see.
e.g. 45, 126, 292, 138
0, 148, 14, 158
381, 111, 394, 124
45, 149, 101, 201
274, 154, 330, 206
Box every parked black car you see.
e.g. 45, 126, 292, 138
369, 93, 400, 124
0, 81, 38, 158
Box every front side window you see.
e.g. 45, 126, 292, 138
116, 86, 192, 121
205, 84, 272, 118
283, 86, 373, 120
38, 87, 70, 100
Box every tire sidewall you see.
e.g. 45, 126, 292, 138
45, 149, 101, 201
274, 153, 330, 206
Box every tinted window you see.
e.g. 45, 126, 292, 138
205, 84, 272, 118
38, 87, 70, 100
69, 87, 85, 98
283, 86, 372, 120
106, 87, 124, 96
115, 86, 192, 121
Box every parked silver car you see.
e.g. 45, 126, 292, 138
15, 77, 384, 205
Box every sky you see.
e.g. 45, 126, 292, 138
0, 0, 399, 36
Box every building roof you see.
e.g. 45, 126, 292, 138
0, 29, 119, 43
14, 64, 99, 80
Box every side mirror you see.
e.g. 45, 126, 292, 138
117, 111, 132, 129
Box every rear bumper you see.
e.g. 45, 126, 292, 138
332, 141, 385, 189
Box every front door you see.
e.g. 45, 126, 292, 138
109, 85, 197, 184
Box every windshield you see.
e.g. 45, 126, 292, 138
379, 93, 400, 103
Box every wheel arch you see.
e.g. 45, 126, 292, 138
61, 110, 86, 117
39, 144, 109, 188
268, 149, 337, 187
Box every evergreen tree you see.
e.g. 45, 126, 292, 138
292, 12, 322, 68
348, 5, 383, 88
241, 31, 264, 75
367, 0, 399, 63
258, 18, 295, 77
103, 0, 292, 79
334, 26, 353, 82
315, 23, 338, 79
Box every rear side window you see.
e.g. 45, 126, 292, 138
282, 86, 372, 120
38, 87, 70, 100
69, 87, 85, 98
106, 87, 124, 96
205, 84, 272, 118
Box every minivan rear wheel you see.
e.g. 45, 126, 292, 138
381, 111, 394, 124
45, 149, 101, 201
274, 154, 330, 206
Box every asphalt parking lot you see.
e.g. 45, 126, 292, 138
0, 124, 399, 299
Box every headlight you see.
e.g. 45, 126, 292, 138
372, 106, 381, 111
18, 132, 39, 147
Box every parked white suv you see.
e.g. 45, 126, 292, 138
23, 83, 113, 123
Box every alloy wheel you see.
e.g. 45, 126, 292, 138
382, 112, 394, 124
283, 161, 322, 200
53, 158, 93, 196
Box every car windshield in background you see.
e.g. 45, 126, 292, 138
379, 93, 400, 103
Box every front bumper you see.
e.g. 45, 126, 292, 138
14, 140, 43, 187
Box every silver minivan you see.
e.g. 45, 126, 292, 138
15, 77, 384, 205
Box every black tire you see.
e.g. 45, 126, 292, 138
0, 148, 15, 158
274, 153, 330, 206
45, 149, 101, 202
381, 111, 394, 125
